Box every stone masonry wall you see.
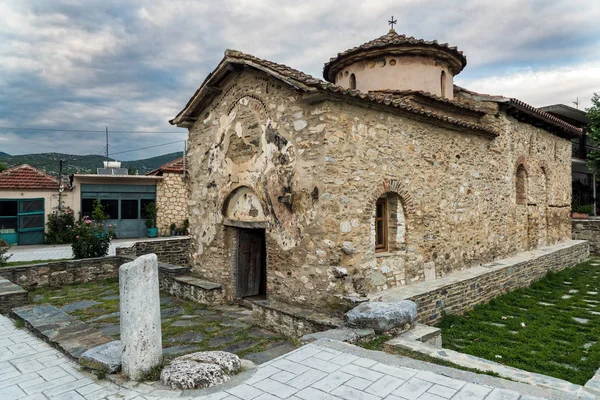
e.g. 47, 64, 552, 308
405, 240, 589, 325
115, 237, 190, 266
0, 257, 127, 289
572, 219, 600, 254
156, 172, 189, 236
185, 69, 572, 311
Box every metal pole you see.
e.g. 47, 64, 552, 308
58, 160, 64, 211
183, 141, 187, 180
106, 127, 109, 162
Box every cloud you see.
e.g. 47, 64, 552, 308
1, 0, 599, 160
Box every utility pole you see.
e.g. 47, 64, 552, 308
58, 160, 64, 211
183, 141, 187, 180
105, 127, 109, 163
573, 97, 580, 109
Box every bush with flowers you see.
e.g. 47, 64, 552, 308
45, 207, 76, 244
71, 203, 116, 259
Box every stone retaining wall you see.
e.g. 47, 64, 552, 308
381, 240, 589, 325
572, 218, 600, 255
0, 257, 126, 289
116, 237, 190, 266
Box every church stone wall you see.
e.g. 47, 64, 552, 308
185, 69, 572, 312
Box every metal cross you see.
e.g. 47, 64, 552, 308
388, 16, 397, 30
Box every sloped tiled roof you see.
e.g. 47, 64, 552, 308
171, 49, 578, 138
172, 50, 497, 137
147, 156, 187, 176
323, 30, 467, 81
0, 164, 60, 190
454, 85, 582, 136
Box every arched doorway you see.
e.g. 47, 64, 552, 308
223, 187, 268, 299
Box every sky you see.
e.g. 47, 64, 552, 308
1, 0, 599, 160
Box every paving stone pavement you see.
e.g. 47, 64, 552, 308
0, 315, 587, 400
5, 237, 174, 263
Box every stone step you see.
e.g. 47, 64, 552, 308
158, 262, 190, 276
250, 299, 344, 338
0, 278, 28, 314
11, 304, 113, 360
396, 323, 442, 348
159, 274, 224, 306
300, 327, 375, 345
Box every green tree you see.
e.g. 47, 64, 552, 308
586, 93, 600, 173
127, 166, 138, 175
0, 162, 7, 172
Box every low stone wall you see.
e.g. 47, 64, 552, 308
251, 299, 344, 338
378, 240, 590, 325
572, 218, 600, 255
0, 257, 126, 289
116, 237, 190, 266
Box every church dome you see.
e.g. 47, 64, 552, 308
323, 30, 467, 99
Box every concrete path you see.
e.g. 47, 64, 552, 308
0, 315, 584, 400
5, 237, 181, 263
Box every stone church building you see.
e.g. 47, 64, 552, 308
170, 30, 581, 310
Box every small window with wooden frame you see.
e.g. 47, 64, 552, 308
375, 198, 388, 252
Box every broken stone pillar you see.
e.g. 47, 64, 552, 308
120, 254, 163, 380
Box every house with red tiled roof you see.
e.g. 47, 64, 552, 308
147, 156, 189, 235
0, 164, 75, 245
168, 28, 578, 310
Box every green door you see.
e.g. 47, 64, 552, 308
18, 199, 45, 245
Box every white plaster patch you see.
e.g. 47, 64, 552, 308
341, 221, 352, 233
293, 120, 307, 131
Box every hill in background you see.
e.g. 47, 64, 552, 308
0, 151, 182, 177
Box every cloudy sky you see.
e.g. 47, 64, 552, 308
1, 0, 599, 159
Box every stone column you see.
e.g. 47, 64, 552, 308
120, 254, 163, 380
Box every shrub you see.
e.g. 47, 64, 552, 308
45, 208, 75, 244
92, 201, 109, 222
71, 216, 116, 259
577, 205, 594, 215
0, 239, 10, 267
144, 202, 157, 228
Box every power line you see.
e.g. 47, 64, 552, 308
0, 126, 182, 134
109, 140, 185, 156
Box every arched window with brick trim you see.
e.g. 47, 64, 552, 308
375, 192, 406, 252
440, 70, 446, 98
516, 164, 528, 204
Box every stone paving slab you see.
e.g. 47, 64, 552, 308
0, 314, 593, 399
10, 304, 113, 359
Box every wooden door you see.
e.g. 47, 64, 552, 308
237, 229, 266, 298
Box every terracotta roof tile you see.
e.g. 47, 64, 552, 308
147, 156, 187, 176
0, 164, 60, 190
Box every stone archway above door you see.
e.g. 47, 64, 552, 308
222, 186, 268, 229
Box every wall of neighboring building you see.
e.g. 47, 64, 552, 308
185, 69, 572, 311
0, 189, 76, 232
156, 172, 189, 235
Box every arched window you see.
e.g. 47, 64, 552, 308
516, 165, 528, 204
375, 193, 406, 252
349, 73, 357, 90
440, 70, 446, 98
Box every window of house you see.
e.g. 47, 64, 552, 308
375, 198, 388, 252
349, 73, 357, 90
440, 70, 446, 98
516, 165, 527, 204
100, 199, 119, 219
121, 199, 139, 220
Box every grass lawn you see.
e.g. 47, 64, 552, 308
3, 258, 73, 267
439, 258, 600, 385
